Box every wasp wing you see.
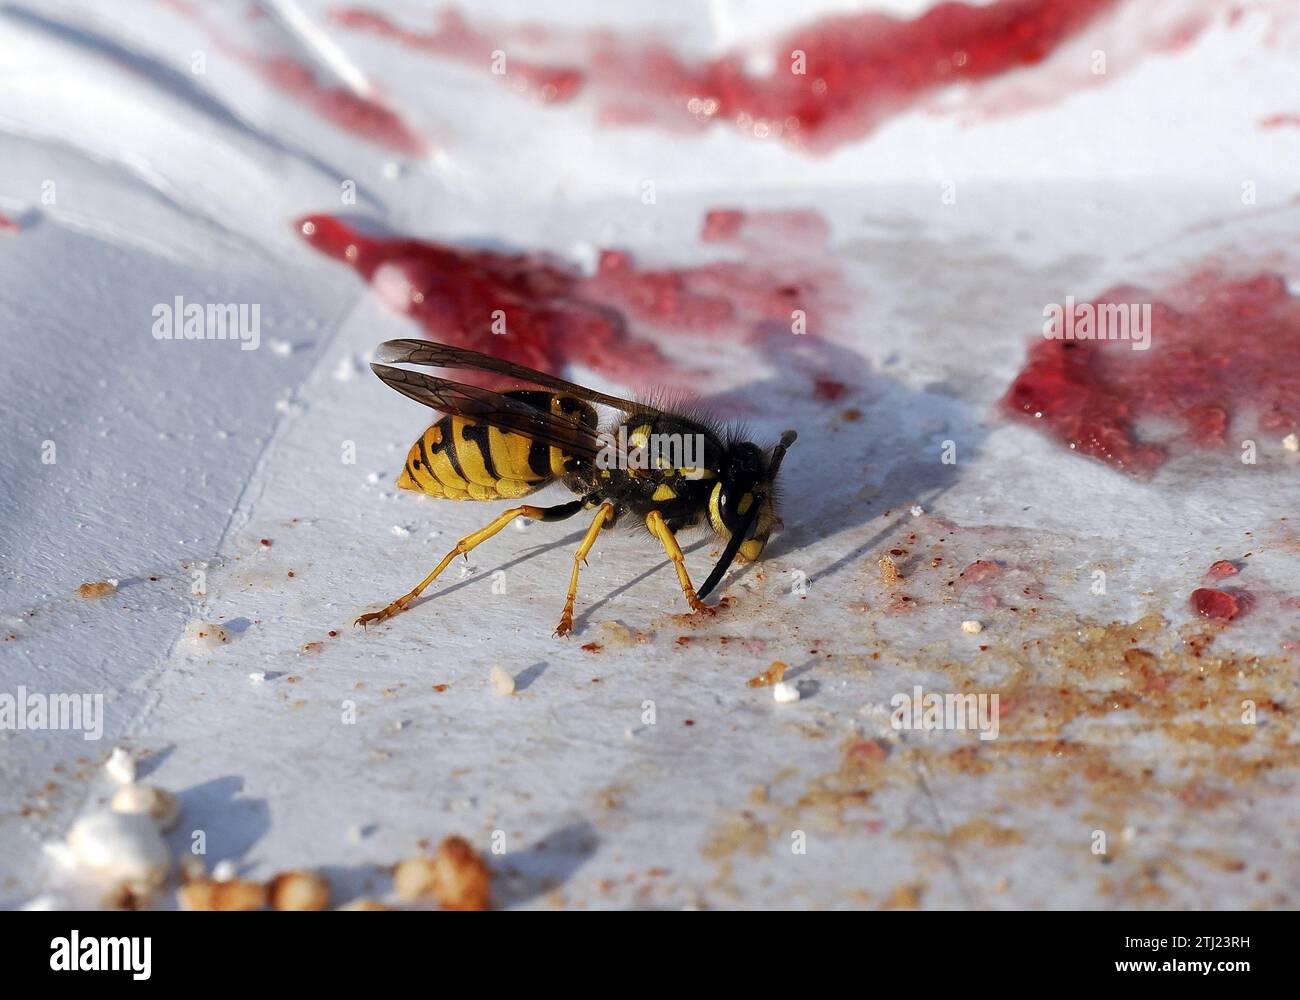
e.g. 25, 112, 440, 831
374, 339, 657, 415
371, 363, 611, 462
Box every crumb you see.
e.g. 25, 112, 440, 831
581, 642, 603, 652
111, 784, 180, 831
248, 671, 266, 683
393, 856, 439, 900
746, 661, 789, 688
961, 619, 984, 634
179, 878, 267, 911
773, 681, 801, 703
430, 836, 492, 911
212, 860, 238, 882
67, 812, 170, 891
287, 570, 296, 578
104, 747, 136, 785
433, 683, 448, 693
78, 580, 118, 599
184, 621, 230, 647
909, 505, 924, 517
1284, 432, 1299, 452
268, 870, 331, 911
337, 898, 389, 911
489, 665, 515, 695
260, 538, 272, 547
877, 555, 900, 585
301, 641, 324, 654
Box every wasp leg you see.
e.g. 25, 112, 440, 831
356, 499, 584, 628
554, 502, 616, 637
645, 510, 715, 617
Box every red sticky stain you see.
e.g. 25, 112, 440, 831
296, 209, 837, 383
958, 560, 1003, 585
1002, 271, 1300, 476
1190, 587, 1243, 622
163, 0, 426, 154
330, 8, 583, 103
331, 0, 1123, 153
813, 378, 848, 402
1260, 113, 1300, 129
1206, 559, 1238, 579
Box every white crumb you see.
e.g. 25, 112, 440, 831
184, 621, 230, 647
105, 747, 136, 785
268, 338, 293, 357
212, 860, 238, 882
67, 811, 171, 888
489, 665, 516, 695
111, 784, 180, 831
390, 524, 411, 537
248, 671, 266, 683
773, 681, 801, 703
1284, 432, 1299, 452
909, 505, 924, 517
961, 619, 984, 634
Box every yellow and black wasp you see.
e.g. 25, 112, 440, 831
356, 339, 797, 636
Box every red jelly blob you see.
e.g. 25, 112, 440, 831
1190, 588, 1241, 622
332, 0, 1121, 152
297, 209, 837, 384
1206, 560, 1238, 579
1002, 271, 1300, 476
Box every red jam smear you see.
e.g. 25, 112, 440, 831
331, 0, 1119, 152
1190, 587, 1242, 622
297, 209, 836, 384
163, 0, 426, 154
1002, 271, 1300, 476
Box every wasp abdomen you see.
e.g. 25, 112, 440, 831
396, 390, 595, 501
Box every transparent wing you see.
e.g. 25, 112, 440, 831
370, 363, 609, 462
374, 338, 656, 415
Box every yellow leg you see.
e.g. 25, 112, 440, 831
645, 510, 714, 616
357, 503, 561, 627
554, 502, 615, 637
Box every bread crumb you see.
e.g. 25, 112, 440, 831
268, 870, 331, 911
337, 898, 389, 911
430, 836, 492, 911
489, 665, 515, 695
78, 580, 118, 599
1284, 432, 1299, 452
877, 555, 900, 585
212, 859, 238, 882
961, 619, 984, 634
104, 747, 136, 785
746, 661, 789, 688
909, 505, 924, 517
111, 784, 180, 831
773, 681, 801, 703
393, 856, 439, 901
184, 621, 230, 647
393, 836, 492, 910
179, 878, 267, 911
67, 812, 170, 890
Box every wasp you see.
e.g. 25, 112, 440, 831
356, 339, 797, 636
